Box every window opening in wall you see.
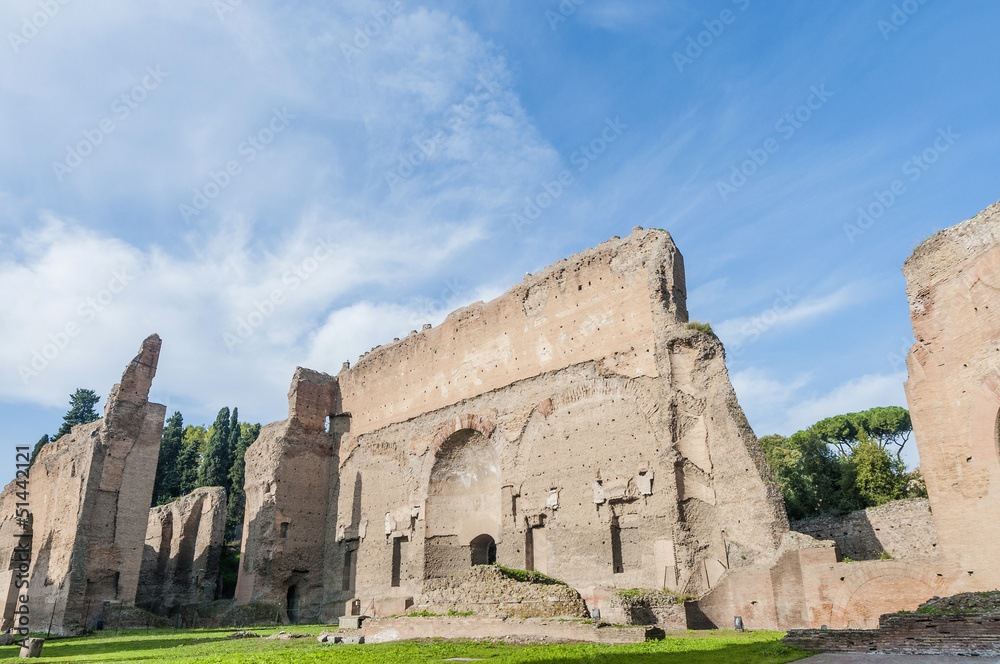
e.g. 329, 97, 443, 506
391, 536, 408, 587
525, 529, 535, 571
470, 534, 497, 566
342, 547, 357, 592
611, 518, 624, 574
280, 522, 289, 539
325, 415, 332, 433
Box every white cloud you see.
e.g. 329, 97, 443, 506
732, 367, 916, 466
715, 284, 857, 347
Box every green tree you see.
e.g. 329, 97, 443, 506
176, 425, 207, 495
54, 388, 101, 439
152, 412, 185, 505
226, 408, 240, 494
850, 435, 908, 506
226, 422, 261, 541
27, 434, 49, 469
199, 407, 231, 489
811, 406, 912, 460
761, 431, 843, 520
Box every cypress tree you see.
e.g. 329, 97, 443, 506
226, 407, 240, 494
176, 438, 201, 496
54, 388, 101, 439
226, 423, 260, 541
152, 412, 184, 505
199, 407, 231, 488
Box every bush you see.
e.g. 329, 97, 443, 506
686, 320, 713, 334
492, 564, 567, 586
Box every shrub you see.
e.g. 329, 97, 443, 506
686, 320, 713, 334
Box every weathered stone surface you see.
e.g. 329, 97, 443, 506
903, 199, 1000, 590
0, 335, 165, 635
791, 498, 939, 562
696, 200, 1000, 631
136, 487, 227, 614
417, 565, 588, 619
236, 229, 787, 623
19, 637, 43, 657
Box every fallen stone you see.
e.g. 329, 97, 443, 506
19, 637, 43, 658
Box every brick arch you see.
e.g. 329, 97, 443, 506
555, 374, 660, 429
828, 562, 952, 628
428, 414, 497, 458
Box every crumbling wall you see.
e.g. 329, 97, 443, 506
235, 368, 338, 624
791, 498, 939, 561
237, 229, 786, 622
136, 487, 226, 613
903, 199, 1000, 589
0, 335, 165, 634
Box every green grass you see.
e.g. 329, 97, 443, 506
686, 320, 714, 335
492, 563, 567, 586
0, 626, 809, 663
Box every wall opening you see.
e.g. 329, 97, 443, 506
525, 529, 534, 571
280, 522, 289, 539
342, 547, 356, 592
611, 518, 624, 574
470, 534, 497, 566
425, 428, 502, 577
391, 536, 408, 587
286, 584, 300, 623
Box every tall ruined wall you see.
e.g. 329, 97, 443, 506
0, 335, 164, 633
235, 368, 338, 623
791, 498, 939, 562
336, 228, 687, 438
136, 487, 226, 613
904, 199, 1000, 588
237, 228, 787, 621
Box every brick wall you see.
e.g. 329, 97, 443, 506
783, 613, 1000, 655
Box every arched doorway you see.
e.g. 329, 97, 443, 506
286, 584, 300, 623
470, 534, 497, 566
425, 428, 502, 577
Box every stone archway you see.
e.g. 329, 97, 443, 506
470, 534, 497, 566
424, 428, 502, 578
828, 562, 953, 629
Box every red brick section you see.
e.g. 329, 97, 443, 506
782, 613, 1000, 655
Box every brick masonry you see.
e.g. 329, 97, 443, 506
783, 613, 1000, 655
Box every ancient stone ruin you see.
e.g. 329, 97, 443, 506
903, 199, 1000, 591
235, 228, 789, 622
2, 202, 999, 638
136, 487, 227, 615
0, 335, 166, 633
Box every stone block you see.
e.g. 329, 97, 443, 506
19, 637, 43, 658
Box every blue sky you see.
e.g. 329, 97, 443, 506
1, 0, 997, 481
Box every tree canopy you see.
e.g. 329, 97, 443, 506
54, 388, 101, 440
762, 406, 923, 520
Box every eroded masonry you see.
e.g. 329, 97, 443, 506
236, 228, 790, 621
0, 336, 166, 633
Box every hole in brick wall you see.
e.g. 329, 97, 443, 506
342, 548, 356, 592
611, 519, 624, 574
471, 534, 497, 566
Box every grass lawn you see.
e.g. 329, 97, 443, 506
0, 626, 811, 663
